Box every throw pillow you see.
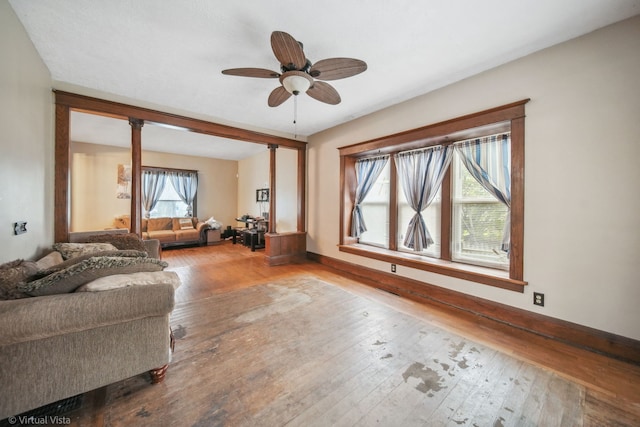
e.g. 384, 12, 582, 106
53, 242, 118, 260
75, 271, 181, 292
178, 218, 194, 230
35, 251, 64, 270
0, 259, 38, 300
86, 233, 147, 252
113, 215, 131, 230
18, 256, 168, 297
32, 250, 148, 279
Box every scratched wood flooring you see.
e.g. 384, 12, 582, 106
55, 243, 640, 426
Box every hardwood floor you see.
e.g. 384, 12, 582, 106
49, 243, 640, 425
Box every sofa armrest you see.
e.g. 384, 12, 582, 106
196, 222, 211, 241
0, 283, 175, 346
144, 238, 161, 259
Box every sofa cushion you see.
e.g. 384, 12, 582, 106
86, 233, 147, 253
174, 218, 195, 230
69, 229, 127, 243
147, 217, 173, 232
0, 282, 175, 347
174, 229, 200, 241
146, 230, 176, 243
53, 242, 118, 260
76, 271, 181, 292
18, 256, 168, 297
0, 260, 38, 300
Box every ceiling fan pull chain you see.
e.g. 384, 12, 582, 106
293, 95, 298, 138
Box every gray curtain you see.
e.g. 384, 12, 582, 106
142, 170, 167, 218
395, 145, 453, 251
350, 156, 389, 238
455, 133, 511, 251
169, 171, 198, 217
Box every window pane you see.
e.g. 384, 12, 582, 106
452, 152, 509, 269
150, 201, 188, 218
397, 180, 441, 258
146, 181, 189, 218
359, 162, 390, 247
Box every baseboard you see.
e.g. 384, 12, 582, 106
307, 251, 640, 366
264, 253, 306, 266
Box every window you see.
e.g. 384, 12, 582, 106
358, 161, 390, 248
451, 149, 509, 269
398, 178, 442, 258
142, 167, 198, 218
147, 181, 189, 218
338, 100, 528, 292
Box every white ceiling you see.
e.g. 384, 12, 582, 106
9, 0, 640, 160
70, 111, 269, 160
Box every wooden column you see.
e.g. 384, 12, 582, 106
129, 118, 144, 236
54, 104, 71, 242
268, 144, 278, 234
297, 147, 306, 232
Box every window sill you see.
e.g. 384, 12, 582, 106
338, 244, 527, 292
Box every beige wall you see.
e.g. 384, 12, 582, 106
237, 148, 298, 233
71, 142, 238, 231
0, 1, 53, 262
308, 16, 640, 340
143, 149, 238, 229
237, 149, 269, 220
71, 143, 131, 231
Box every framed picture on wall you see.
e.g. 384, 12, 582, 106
256, 188, 269, 202
116, 164, 132, 199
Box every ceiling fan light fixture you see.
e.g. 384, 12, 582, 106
280, 71, 313, 95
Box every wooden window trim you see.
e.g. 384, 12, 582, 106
338, 99, 529, 292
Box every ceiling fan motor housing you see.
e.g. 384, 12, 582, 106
281, 59, 312, 74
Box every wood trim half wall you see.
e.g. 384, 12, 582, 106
265, 232, 307, 266
307, 251, 640, 366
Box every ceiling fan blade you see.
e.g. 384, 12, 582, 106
271, 31, 307, 70
221, 68, 280, 78
309, 58, 367, 81
307, 81, 341, 105
268, 86, 292, 107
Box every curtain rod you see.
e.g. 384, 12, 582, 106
142, 165, 198, 174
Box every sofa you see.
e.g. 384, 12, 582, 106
114, 216, 210, 247
69, 228, 161, 259
0, 230, 179, 420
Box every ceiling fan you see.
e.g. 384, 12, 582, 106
222, 31, 367, 107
